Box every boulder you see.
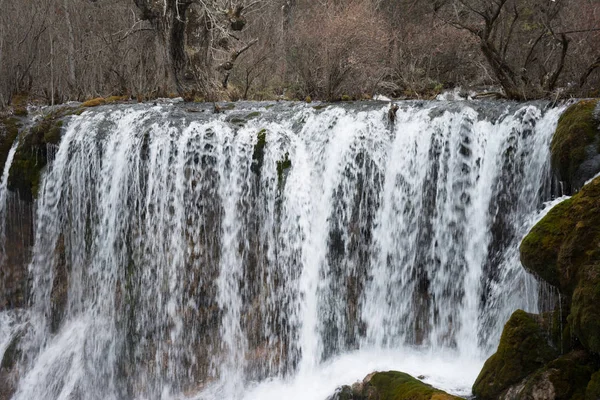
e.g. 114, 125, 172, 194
329, 371, 461, 400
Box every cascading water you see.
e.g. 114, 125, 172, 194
0, 139, 19, 264
0, 100, 565, 399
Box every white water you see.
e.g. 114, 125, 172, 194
0, 139, 19, 263
0, 101, 565, 399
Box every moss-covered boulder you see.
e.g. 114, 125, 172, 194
520, 176, 600, 354
551, 99, 600, 194
587, 370, 600, 400
329, 371, 461, 400
472, 310, 558, 400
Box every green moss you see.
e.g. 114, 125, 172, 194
587, 370, 600, 400
341, 95, 352, 102
276, 152, 292, 188
367, 371, 461, 400
251, 129, 267, 175
313, 105, 328, 111
246, 112, 261, 119
472, 310, 558, 400
551, 99, 600, 193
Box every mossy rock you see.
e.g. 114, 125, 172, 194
520, 177, 600, 294
472, 310, 558, 400
105, 95, 129, 103
551, 99, 600, 194
7, 107, 78, 200
246, 111, 261, 119
366, 371, 461, 400
81, 97, 106, 107
251, 129, 267, 175
587, 370, 600, 400
569, 264, 600, 354
276, 152, 291, 188
519, 197, 575, 290
330, 371, 461, 400
0, 117, 21, 174
520, 176, 600, 354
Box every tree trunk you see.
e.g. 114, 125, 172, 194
63, 0, 76, 89
134, 0, 195, 95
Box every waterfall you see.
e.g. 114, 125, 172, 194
0, 101, 564, 399
0, 139, 19, 264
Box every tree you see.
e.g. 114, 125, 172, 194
433, 0, 600, 99
133, 0, 262, 98
433, 0, 565, 99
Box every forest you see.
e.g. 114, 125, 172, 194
1, 0, 599, 107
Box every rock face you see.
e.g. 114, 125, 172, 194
551, 99, 600, 195
473, 172, 600, 399
329, 371, 461, 400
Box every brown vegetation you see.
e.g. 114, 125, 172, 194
0, 0, 599, 107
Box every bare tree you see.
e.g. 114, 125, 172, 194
132, 0, 263, 98
433, 0, 599, 99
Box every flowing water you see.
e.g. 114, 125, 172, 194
0, 139, 19, 264
0, 101, 565, 399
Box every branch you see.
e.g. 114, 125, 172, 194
579, 54, 600, 88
